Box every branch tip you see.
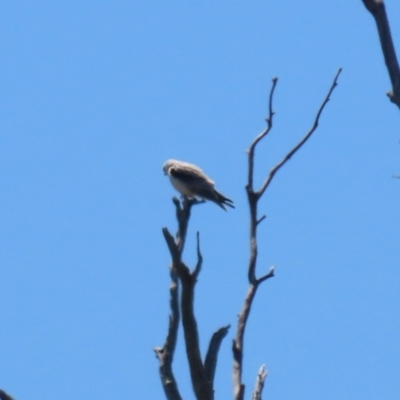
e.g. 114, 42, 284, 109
251, 365, 268, 400
193, 231, 203, 278
204, 325, 231, 385
258, 68, 341, 198
257, 265, 275, 284
256, 215, 267, 225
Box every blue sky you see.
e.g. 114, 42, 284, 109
1, 1, 400, 399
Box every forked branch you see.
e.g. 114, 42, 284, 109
159, 198, 215, 400
233, 69, 341, 400
258, 68, 342, 198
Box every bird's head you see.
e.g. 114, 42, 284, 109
162, 159, 175, 175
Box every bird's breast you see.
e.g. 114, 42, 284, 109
169, 176, 195, 197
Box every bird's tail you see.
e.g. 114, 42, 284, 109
196, 188, 235, 210
214, 190, 235, 210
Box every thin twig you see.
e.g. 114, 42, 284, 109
247, 78, 278, 192
193, 231, 203, 279
258, 266, 275, 284
258, 68, 342, 198
256, 215, 267, 226
362, 0, 400, 108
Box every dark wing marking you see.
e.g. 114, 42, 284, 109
169, 165, 214, 192
169, 167, 203, 184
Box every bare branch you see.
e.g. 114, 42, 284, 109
233, 77, 280, 400
0, 390, 14, 400
362, 0, 400, 108
162, 200, 214, 400
193, 231, 203, 279
179, 267, 213, 400
251, 365, 268, 400
204, 325, 231, 386
154, 266, 183, 400
258, 68, 342, 198
156, 215, 196, 400
179, 303, 210, 400
256, 215, 267, 226
162, 228, 180, 265
247, 78, 278, 192
246, 77, 280, 285
258, 266, 275, 284
233, 283, 258, 400
234, 70, 341, 400
174, 197, 205, 254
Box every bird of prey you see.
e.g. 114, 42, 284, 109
163, 159, 234, 210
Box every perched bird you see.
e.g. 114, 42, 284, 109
163, 159, 234, 210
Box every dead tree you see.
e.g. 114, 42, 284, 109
155, 69, 342, 400
362, 0, 400, 109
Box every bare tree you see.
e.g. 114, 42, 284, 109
155, 69, 342, 400
362, 0, 400, 109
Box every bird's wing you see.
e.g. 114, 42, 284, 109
168, 162, 215, 191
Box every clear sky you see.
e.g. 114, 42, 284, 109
1, 2, 400, 399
